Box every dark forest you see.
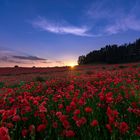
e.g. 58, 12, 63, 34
78, 38, 140, 65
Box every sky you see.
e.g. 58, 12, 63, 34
0, 0, 140, 67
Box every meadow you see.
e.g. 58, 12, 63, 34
0, 63, 140, 140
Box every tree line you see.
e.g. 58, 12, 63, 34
78, 38, 140, 65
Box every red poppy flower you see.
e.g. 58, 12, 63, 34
85, 107, 93, 113
37, 124, 46, 132
76, 117, 87, 127
52, 122, 58, 128
62, 120, 70, 129
12, 115, 21, 122
58, 104, 63, 109
119, 122, 129, 134
29, 125, 35, 135
106, 124, 112, 133
65, 130, 75, 137
90, 120, 98, 127
134, 126, 140, 136
74, 109, 80, 115
6, 123, 14, 129
0, 127, 10, 140
22, 129, 28, 137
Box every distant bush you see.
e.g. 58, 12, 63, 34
112, 67, 116, 70
9, 83, 19, 88
35, 76, 45, 82
138, 63, 140, 67
118, 65, 128, 69
75, 72, 81, 76
86, 71, 94, 75
78, 38, 140, 65
132, 64, 138, 68
14, 65, 19, 68
109, 67, 116, 70
19, 81, 25, 86
102, 66, 106, 70
0, 82, 4, 88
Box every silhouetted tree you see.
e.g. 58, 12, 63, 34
78, 55, 86, 65
78, 38, 140, 65
14, 65, 19, 68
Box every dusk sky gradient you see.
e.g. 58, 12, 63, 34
0, 0, 140, 67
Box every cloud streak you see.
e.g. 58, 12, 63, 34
32, 17, 93, 37
86, 0, 140, 35
13, 55, 46, 61
0, 48, 66, 67
86, 0, 114, 20
105, 16, 140, 35
30, 1, 140, 37
0, 49, 47, 66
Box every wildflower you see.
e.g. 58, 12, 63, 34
78, 98, 86, 106
29, 125, 35, 135
39, 105, 47, 113
72, 115, 79, 121
119, 122, 129, 134
37, 124, 46, 132
52, 122, 58, 128
0, 127, 8, 136
22, 129, 28, 137
98, 92, 104, 101
70, 101, 76, 109
76, 117, 87, 127
6, 123, 14, 129
12, 115, 21, 122
105, 92, 113, 103
134, 125, 140, 136
0, 127, 10, 140
85, 107, 93, 113
66, 106, 71, 113
90, 120, 98, 127
56, 111, 62, 118
62, 120, 70, 129
106, 124, 112, 133
74, 109, 80, 115
65, 130, 75, 137
58, 104, 63, 109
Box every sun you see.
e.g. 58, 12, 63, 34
66, 61, 77, 68
70, 65, 75, 68
69, 63, 76, 68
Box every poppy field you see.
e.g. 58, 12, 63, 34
0, 64, 140, 140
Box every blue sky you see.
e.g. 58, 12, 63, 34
0, 0, 140, 67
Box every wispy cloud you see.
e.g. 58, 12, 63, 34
55, 61, 64, 65
0, 48, 65, 67
0, 49, 47, 66
86, 0, 112, 20
13, 55, 46, 61
30, 1, 140, 37
0, 56, 25, 64
105, 16, 140, 34
32, 17, 93, 37
86, 0, 140, 35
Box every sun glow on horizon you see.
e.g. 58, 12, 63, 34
68, 63, 77, 68
64, 59, 77, 68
